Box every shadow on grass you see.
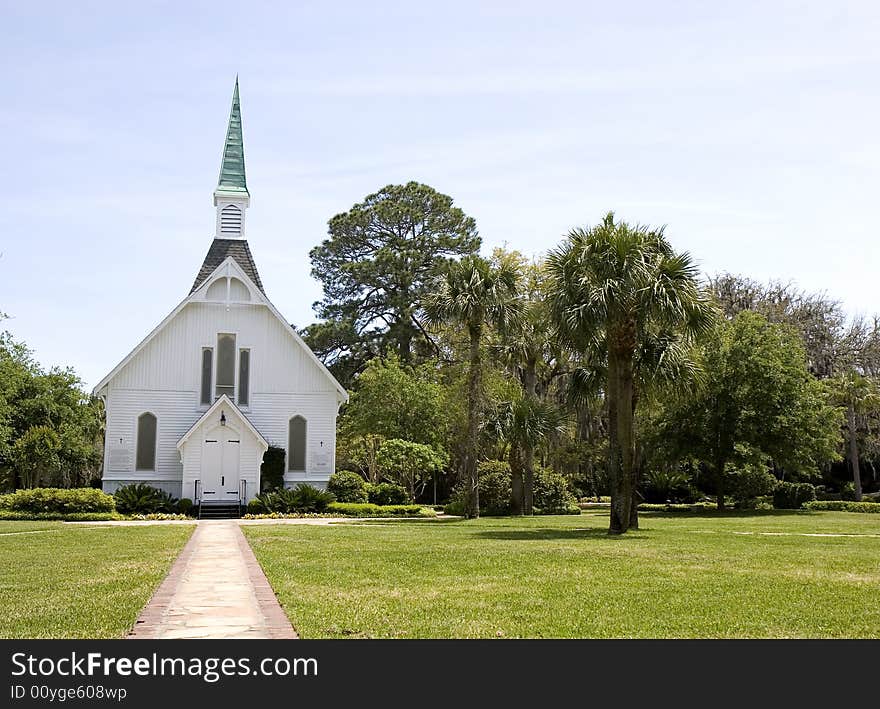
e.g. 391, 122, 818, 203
474, 527, 628, 541
639, 509, 809, 519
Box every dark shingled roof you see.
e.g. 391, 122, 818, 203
191, 239, 265, 294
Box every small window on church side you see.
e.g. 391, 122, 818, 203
216, 334, 236, 399
288, 416, 306, 472
200, 348, 213, 405
238, 349, 250, 407
135, 412, 157, 471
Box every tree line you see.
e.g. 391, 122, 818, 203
306, 182, 880, 534
3, 181, 878, 535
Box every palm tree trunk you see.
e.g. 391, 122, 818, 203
464, 322, 483, 518
608, 347, 634, 534
715, 458, 726, 510
523, 440, 535, 515
522, 359, 538, 511
509, 444, 524, 515
847, 402, 863, 501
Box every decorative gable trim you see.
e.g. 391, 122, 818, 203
92, 257, 349, 402
176, 394, 268, 450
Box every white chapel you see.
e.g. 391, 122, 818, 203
92, 79, 347, 510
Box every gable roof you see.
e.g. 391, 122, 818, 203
93, 255, 349, 402
191, 239, 265, 294
177, 395, 268, 450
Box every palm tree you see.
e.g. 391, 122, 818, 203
547, 213, 715, 534
426, 255, 522, 518
831, 370, 880, 501
487, 397, 567, 514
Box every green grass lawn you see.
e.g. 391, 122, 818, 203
243, 511, 880, 638
0, 522, 194, 638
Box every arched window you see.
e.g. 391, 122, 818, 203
220, 204, 242, 235
288, 416, 306, 472
135, 412, 157, 471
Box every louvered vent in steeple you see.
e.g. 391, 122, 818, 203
220, 204, 242, 235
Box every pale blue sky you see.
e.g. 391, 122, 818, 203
2, 1, 878, 390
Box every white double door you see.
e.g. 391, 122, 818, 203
200, 426, 241, 501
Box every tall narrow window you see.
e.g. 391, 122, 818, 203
288, 416, 306, 472
200, 348, 213, 405
216, 334, 235, 399
238, 349, 250, 406
135, 413, 157, 471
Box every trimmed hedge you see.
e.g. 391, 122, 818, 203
0, 511, 120, 521
366, 482, 409, 506
0, 488, 116, 514
327, 471, 369, 503
327, 502, 434, 517
804, 500, 880, 513
773, 482, 817, 509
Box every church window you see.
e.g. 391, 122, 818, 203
288, 416, 306, 472
135, 412, 157, 471
216, 334, 236, 399
200, 348, 213, 405
238, 349, 250, 406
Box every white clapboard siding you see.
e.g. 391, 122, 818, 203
112, 301, 336, 394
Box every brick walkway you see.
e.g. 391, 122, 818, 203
128, 521, 297, 639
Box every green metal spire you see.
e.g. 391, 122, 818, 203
216, 76, 248, 195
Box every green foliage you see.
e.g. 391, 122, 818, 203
728, 466, 779, 503
533, 466, 578, 514
0, 511, 119, 521
643, 468, 692, 503
326, 502, 433, 517
0, 332, 103, 490
307, 181, 480, 379
337, 357, 451, 482
773, 482, 817, 509
662, 312, 843, 508
804, 500, 880, 513
260, 446, 286, 492
114, 484, 177, 515
840, 482, 857, 501
477, 461, 513, 516
176, 498, 194, 516
366, 482, 409, 506
327, 470, 368, 503
376, 438, 447, 502
253, 484, 336, 514
0, 487, 115, 514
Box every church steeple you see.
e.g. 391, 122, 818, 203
213, 77, 250, 239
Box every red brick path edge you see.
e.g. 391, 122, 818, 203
126, 523, 298, 640
233, 524, 299, 639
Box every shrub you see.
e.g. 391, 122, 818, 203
804, 500, 880, 513
643, 469, 691, 503
260, 446, 286, 492
773, 482, 817, 509
113, 483, 177, 515
840, 482, 857, 501
327, 502, 433, 517
476, 461, 513, 515
442, 499, 466, 516
253, 485, 335, 513
327, 470, 368, 503
533, 467, 577, 514
0, 487, 116, 514
729, 467, 778, 503
176, 498, 194, 516
0, 511, 120, 521
366, 482, 409, 506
